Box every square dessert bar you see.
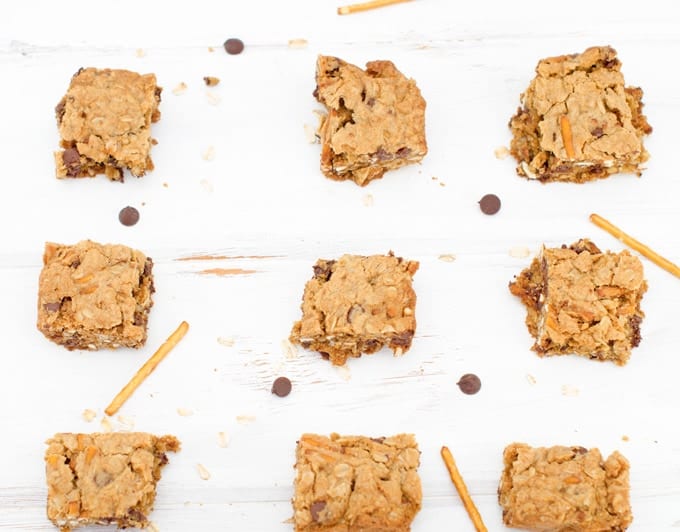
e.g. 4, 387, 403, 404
45, 432, 180, 531
509, 46, 652, 183
293, 433, 422, 531
289, 253, 419, 365
37, 240, 155, 350
509, 239, 646, 365
55, 68, 161, 181
314, 55, 427, 186
499, 443, 632, 531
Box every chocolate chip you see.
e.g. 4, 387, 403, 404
479, 194, 501, 215
62, 147, 81, 177
573, 446, 588, 455
590, 126, 604, 138
457, 373, 481, 395
313, 260, 335, 281
312, 86, 319, 100
319, 352, 330, 360
396, 147, 411, 158
271, 376, 292, 397
44, 302, 61, 312
370, 437, 385, 444
118, 206, 140, 227
366, 97, 375, 107
223, 38, 244, 55
375, 147, 391, 161
310, 501, 326, 522
55, 100, 66, 123
390, 330, 413, 347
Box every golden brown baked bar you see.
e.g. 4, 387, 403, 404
289, 253, 418, 365
314, 55, 427, 186
499, 443, 632, 531
54, 68, 161, 181
509, 46, 652, 183
293, 433, 422, 531
509, 239, 646, 365
45, 432, 180, 531
37, 240, 154, 350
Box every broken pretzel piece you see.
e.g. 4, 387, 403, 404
590, 213, 680, 279
105, 321, 189, 416
337, 0, 412, 15
441, 446, 488, 532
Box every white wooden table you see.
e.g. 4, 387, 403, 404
1, 1, 679, 530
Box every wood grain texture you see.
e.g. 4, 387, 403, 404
1, 1, 680, 530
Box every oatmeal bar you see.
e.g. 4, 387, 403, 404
499, 443, 632, 531
293, 433, 422, 531
289, 253, 418, 365
54, 68, 161, 181
509, 239, 646, 365
45, 432, 180, 531
509, 46, 652, 183
37, 240, 154, 350
314, 55, 427, 186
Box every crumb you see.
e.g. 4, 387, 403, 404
177, 408, 194, 417
135, 48, 146, 58
202, 146, 216, 161
162, 182, 169, 188
439, 182, 446, 187
335, 364, 351, 381
282, 338, 298, 360
117, 415, 135, 428
206, 92, 221, 106
509, 246, 531, 258
526, 374, 537, 385
438, 254, 456, 262
362, 193, 374, 207
197, 463, 211, 480
200, 178, 214, 192
100, 417, 113, 433
303, 123, 319, 144
81, 409, 97, 422
622, 435, 630, 442
217, 431, 230, 448
208, 46, 215, 52
172, 82, 188, 96
203, 76, 220, 87
288, 38, 308, 49
494, 146, 510, 159
218, 336, 235, 347
236, 415, 256, 424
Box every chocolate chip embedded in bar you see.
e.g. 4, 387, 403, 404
509, 238, 647, 365
37, 240, 155, 350
289, 253, 419, 365
293, 433, 422, 531
314, 55, 428, 186
54, 68, 161, 181
509, 46, 652, 183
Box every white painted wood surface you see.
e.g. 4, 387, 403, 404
1, 1, 679, 530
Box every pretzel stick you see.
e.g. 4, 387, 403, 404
560, 115, 575, 159
590, 213, 680, 279
440, 446, 487, 532
105, 321, 189, 416
338, 0, 412, 15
